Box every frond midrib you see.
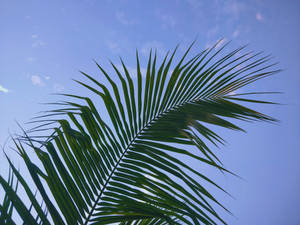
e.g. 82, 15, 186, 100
82, 93, 210, 224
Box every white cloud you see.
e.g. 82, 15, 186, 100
233, 30, 239, 38
53, 83, 64, 92
31, 34, 38, 39
27, 57, 36, 62
0, 85, 9, 93
116, 11, 136, 25
32, 40, 46, 48
45, 76, 51, 80
31, 75, 44, 86
256, 12, 263, 21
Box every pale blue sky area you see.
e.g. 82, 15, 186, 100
0, 0, 299, 224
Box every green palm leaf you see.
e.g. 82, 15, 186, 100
0, 41, 280, 224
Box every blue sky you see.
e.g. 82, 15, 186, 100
0, 0, 299, 224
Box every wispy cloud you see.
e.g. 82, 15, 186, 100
256, 12, 263, 21
232, 30, 239, 38
27, 57, 36, 62
31, 33, 46, 48
53, 83, 64, 92
32, 40, 46, 48
45, 76, 51, 80
31, 75, 45, 86
0, 84, 9, 93
116, 11, 136, 25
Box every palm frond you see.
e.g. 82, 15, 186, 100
1, 41, 280, 224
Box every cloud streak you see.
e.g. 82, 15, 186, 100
27, 57, 36, 62
0, 84, 9, 93
233, 30, 239, 38
31, 75, 45, 86
256, 12, 263, 21
31, 34, 46, 48
32, 40, 46, 48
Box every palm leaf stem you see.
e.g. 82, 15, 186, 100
83, 93, 221, 224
